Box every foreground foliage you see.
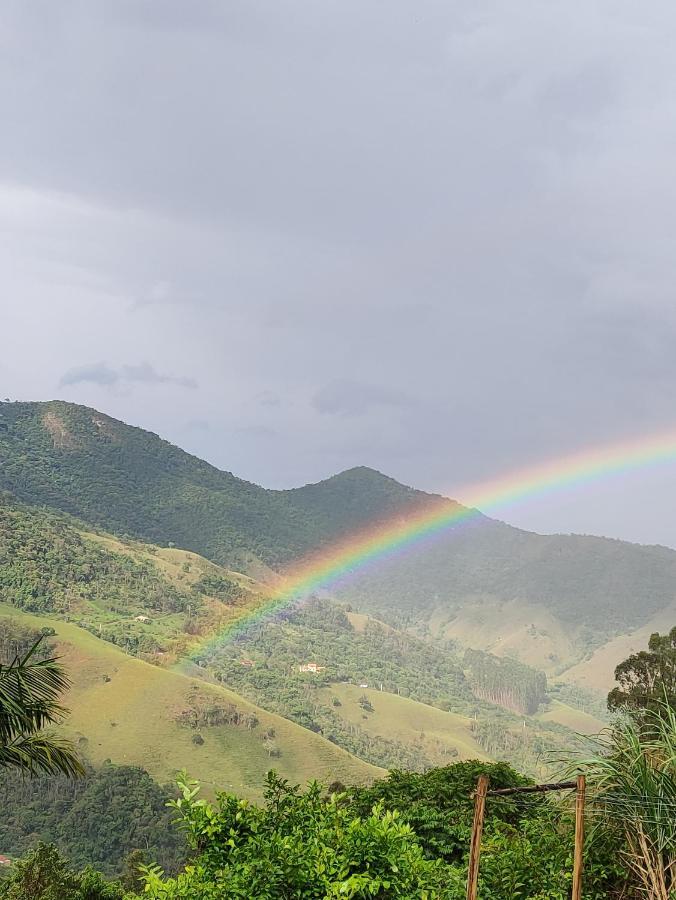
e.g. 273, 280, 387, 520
124, 763, 628, 900
577, 703, 676, 900
134, 772, 454, 899
0, 635, 82, 777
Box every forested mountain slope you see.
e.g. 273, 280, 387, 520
2, 399, 675, 675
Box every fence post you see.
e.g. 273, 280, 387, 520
572, 774, 586, 900
466, 774, 489, 900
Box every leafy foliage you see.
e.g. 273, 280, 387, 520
574, 702, 676, 899
607, 627, 676, 715
131, 772, 455, 899
346, 761, 536, 864
0, 637, 83, 777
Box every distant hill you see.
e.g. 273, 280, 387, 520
2, 399, 675, 679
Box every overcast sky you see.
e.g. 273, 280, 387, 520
3, 0, 676, 547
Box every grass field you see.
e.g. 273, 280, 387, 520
536, 700, 605, 735
559, 599, 676, 693
0, 604, 380, 799
320, 683, 487, 766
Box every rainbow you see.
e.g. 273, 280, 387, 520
187, 428, 676, 658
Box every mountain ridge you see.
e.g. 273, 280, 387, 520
2, 399, 675, 677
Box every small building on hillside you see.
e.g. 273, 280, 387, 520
0, 856, 11, 867
135, 615, 150, 623
299, 662, 326, 674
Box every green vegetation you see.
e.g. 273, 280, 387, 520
120, 762, 629, 899
0, 843, 124, 900
0, 632, 82, 777
192, 598, 591, 776
132, 772, 456, 899
0, 493, 194, 617
607, 627, 676, 714
464, 648, 548, 715
0, 494, 610, 781
2, 400, 676, 672
574, 702, 676, 899
0, 604, 378, 798
0, 763, 185, 877
0, 401, 323, 569
346, 760, 537, 864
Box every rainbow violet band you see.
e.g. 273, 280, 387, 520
187, 428, 676, 656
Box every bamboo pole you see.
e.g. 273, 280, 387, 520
466, 774, 489, 900
572, 774, 586, 900
485, 780, 577, 796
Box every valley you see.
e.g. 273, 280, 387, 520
2, 399, 666, 795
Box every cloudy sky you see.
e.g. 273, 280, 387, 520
3, 0, 676, 547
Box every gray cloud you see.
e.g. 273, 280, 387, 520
59, 363, 119, 387
60, 362, 197, 389
313, 381, 412, 417
3, 0, 676, 546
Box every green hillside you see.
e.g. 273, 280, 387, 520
2, 400, 675, 676
0, 604, 379, 798
0, 400, 317, 570
0, 491, 599, 779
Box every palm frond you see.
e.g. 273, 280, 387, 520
0, 730, 85, 777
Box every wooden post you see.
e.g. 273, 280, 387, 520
572, 774, 586, 900
466, 774, 489, 900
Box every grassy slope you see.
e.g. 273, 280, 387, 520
536, 700, 605, 735
320, 683, 486, 765
558, 598, 676, 693
0, 604, 379, 799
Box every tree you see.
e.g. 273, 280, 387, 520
0, 639, 83, 777
607, 627, 676, 715
0, 843, 123, 900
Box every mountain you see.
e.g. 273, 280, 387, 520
2, 399, 675, 682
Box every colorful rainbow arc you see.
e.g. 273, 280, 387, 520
187, 428, 676, 657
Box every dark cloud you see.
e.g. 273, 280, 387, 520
3, 0, 676, 546
60, 362, 197, 389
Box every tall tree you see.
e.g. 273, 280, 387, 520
0, 639, 83, 777
607, 627, 676, 715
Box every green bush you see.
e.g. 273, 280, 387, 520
130, 772, 458, 899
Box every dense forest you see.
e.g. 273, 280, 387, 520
464, 648, 548, 714
0, 497, 193, 617
0, 764, 185, 877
